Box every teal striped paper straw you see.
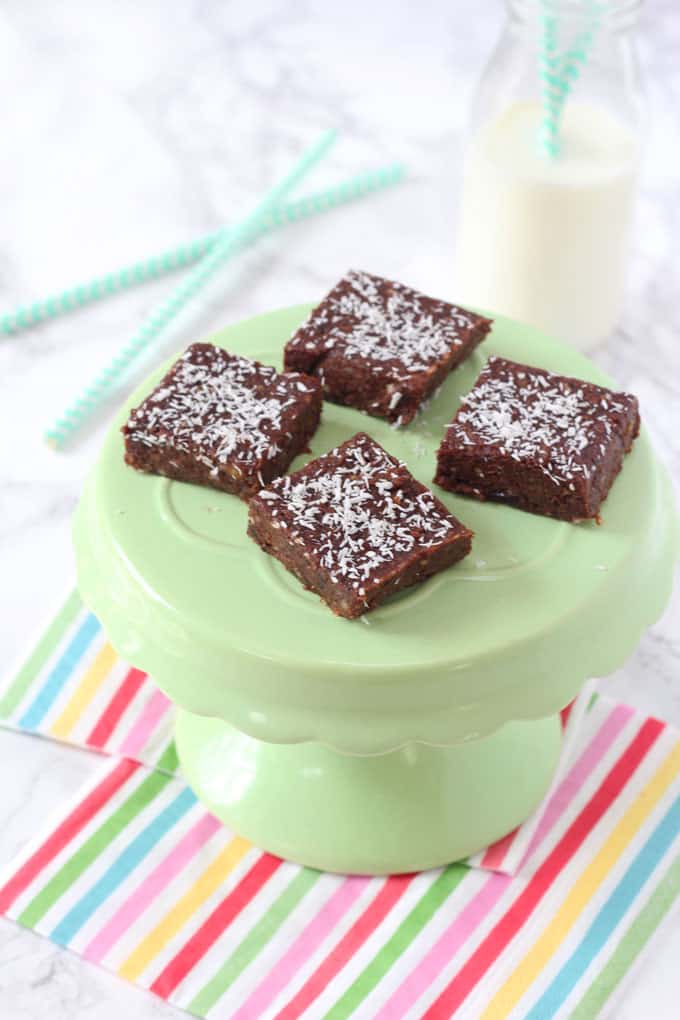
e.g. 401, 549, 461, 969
538, 1, 603, 159
2, 162, 404, 337
45, 130, 337, 449
539, 7, 564, 158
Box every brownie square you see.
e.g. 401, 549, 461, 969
123, 343, 322, 500
434, 356, 640, 522
284, 270, 492, 426
248, 432, 473, 618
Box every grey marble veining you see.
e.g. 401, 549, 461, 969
1, 1, 678, 1017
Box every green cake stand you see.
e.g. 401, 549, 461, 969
73, 305, 679, 875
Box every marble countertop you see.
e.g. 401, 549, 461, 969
1, 1, 678, 1017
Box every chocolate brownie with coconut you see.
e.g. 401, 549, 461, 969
248, 432, 473, 618
434, 356, 640, 522
284, 270, 492, 426
123, 343, 322, 500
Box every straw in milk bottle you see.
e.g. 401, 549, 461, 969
456, 0, 644, 351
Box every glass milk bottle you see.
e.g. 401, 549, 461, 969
455, 0, 645, 351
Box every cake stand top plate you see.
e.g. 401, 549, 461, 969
74, 305, 678, 752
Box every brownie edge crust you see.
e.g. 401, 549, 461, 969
435, 356, 640, 522
248, 432, 473, 619
123, 343, 322, 500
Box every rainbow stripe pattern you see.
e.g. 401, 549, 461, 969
1, 593, 679, 1018
1, 591, 177, 773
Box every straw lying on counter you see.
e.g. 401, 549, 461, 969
31, 130, 406, 450
1, 162, 404, 337
44, 129, 339, 449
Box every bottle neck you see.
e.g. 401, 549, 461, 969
468, 0, 646, 144
507, 0, 641, 32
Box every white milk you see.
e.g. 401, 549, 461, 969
455, 101, 639, 350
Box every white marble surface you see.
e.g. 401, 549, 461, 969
1, 1, 678, 1017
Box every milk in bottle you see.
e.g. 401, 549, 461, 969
456, 100, 639, 350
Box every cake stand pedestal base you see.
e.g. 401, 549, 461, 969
175, 707, 562, 875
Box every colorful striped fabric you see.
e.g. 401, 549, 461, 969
1, 686, 679, 1017
0, 590, 177, 773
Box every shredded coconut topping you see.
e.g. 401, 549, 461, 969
291, 270, 482, 380
257, 433, 463, 586
447, 357, 633, 485
125, 344, 316, 470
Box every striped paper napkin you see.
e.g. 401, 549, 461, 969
1, 591, 177, 773
1, 593, 679, 1018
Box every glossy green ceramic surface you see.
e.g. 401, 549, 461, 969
175, 707, 562, 874
74, 304, 679, 754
